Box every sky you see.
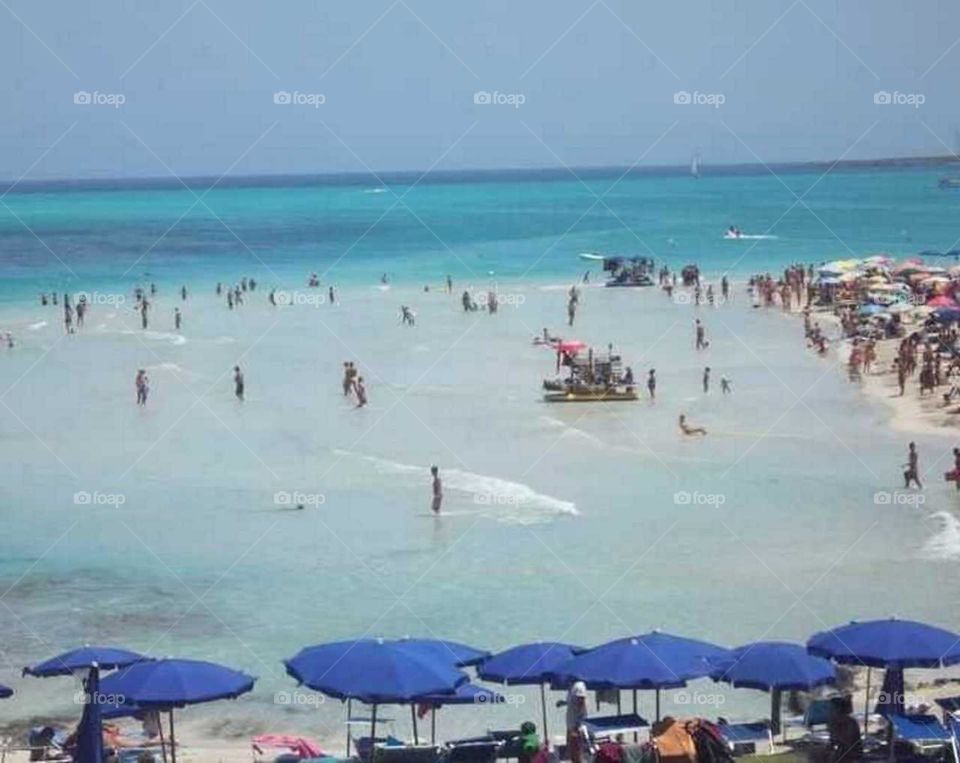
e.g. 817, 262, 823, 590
2, 0, 959, 181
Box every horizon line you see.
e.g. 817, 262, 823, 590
3, 153, 958, 194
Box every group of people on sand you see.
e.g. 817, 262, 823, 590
342, 361, 367, 407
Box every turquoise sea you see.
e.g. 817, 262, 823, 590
1, 164, 960, 744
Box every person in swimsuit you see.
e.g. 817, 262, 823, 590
679, 414, 707, 436
647, 369, 656, 400
233, 365, 245, 401
431, 465, 442, 515
174, 308, 182, 331
695, 319, 707, 350
720, 375, 732, 394
703, 366, 710, 394
328, 285, 336, 305
355, 377, 367, 408
903, 442, 922, 489
135, 370, 149, 406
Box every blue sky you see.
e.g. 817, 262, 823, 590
2, 0, 959, 180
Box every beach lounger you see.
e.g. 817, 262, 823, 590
888, 713, 951, 755
715, 721, 773, 755
443, 740, 502, 763
583, 714, 649, 741
372, 744, 441, 763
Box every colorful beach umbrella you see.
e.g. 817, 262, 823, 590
100, 658, 255, 763
393, 638, 490, 668
478, 642, 584, 739
927, 295, 958, 308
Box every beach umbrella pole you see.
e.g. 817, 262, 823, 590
770, 689, 782, 739
863, 668, 871, 735
371, 703, 378, 746
157, 714, 168, 763
655, 689, 661, 722
346, 699, 352, 757
169, 709, 177, 763
411, 705, 419, 744
431, 708, 436, 745
540, 684, 548, 744
632, 690, 638, 742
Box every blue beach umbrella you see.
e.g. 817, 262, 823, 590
710, 642, 836, 735
933, 307, 960, 323
100, 658, 255, 763
807, 618, 960, 732
285, 638, 468, 746
24, 646, 149, 763
0, 684, 11, 698
393, 638, 490, 668
549, 632, 729, 720
24, 646, 149, 677
478, 642, 584, 739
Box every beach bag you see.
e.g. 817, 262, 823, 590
650, 718, 697, 763
685, 720, 733, 763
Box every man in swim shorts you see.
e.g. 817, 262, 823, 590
234, 365, 245, 401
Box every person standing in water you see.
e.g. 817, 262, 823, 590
647, 369, 656, 400
174, 308, 182, 331
135, 370, 149, 406
720, 375, 732, 394
140, 299, 149, 330
446, 275, 453, 293
355, 377, 367, 408
702, 366, 710, 394
233, 365, 245, 401
430, 465, 443, 515
328, 285, 336, 305
903, 442, 922, 489
567, 294, 577, 327
180, 285, 187, 301
695, 319, 707, 350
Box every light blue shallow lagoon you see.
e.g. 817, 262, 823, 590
1, 164, 959, 743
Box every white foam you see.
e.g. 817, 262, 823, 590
104, 328, 188, 345
27, 321, 47, 331
333, 449, 578, 522
538, 415, 604, 446
921, 511, 960, 560
364, 187, 388, 194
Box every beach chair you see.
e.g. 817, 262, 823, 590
715, 721, 773, 756
443, 740, 502, 763
583, 714, 649, 741
372, 744, 441, 763
887, 713, 951, 755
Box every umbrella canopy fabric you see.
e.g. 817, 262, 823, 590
415, 682, 504, 707
548, 632, 728, 690
927, 295, 959, 308
393, 638, 489, 668
807, 618, 960, 668
934, 307, 960, 323
284, 639, 468, 703
24, 646, 149, 677
75, 666, 105, 763
478, 642, 585, 685
710, 642, 836, 691
99, 659, 255, 708
0, 683, 12, 698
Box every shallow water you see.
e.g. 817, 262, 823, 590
1, 165, 959, 742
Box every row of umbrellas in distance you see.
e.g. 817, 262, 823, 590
7, 620, 960, 763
